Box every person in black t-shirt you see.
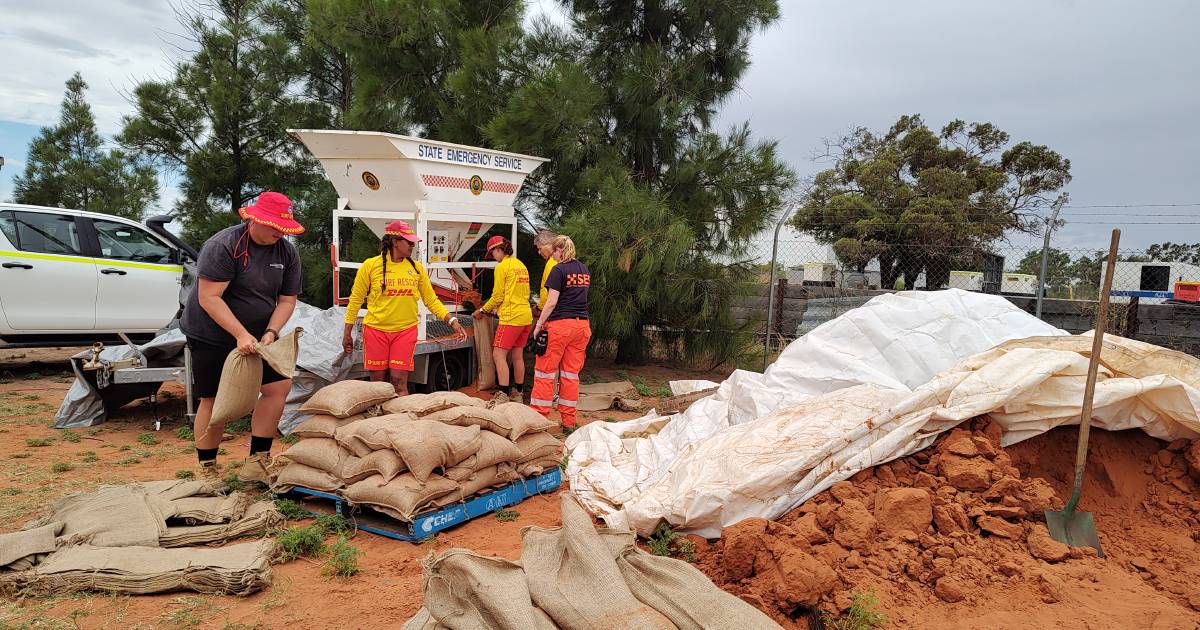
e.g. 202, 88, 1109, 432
530, 235, 592, 431
180, 191, 303, 484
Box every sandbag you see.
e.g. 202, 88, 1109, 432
390, 421, 483, 482
273, 462, 343, 492
434, 465, 507, 507
334, 414, 413, 455
168, 493, 252, 525
279, 438, 356, 475
517, 456, 562, 478
424, 406, 514, 436
0, 523, 62, 570
382, 391, 487, 417
409, 550, 558, 630
207, 330, 302, 437
343, 449, 406, 485
301, 379, 396, 418
474, 314, 501, 391
474, 430, 523, 468
160, 503, 284, 548
30, 485, 172, 548
292, 413, 368, 439
493, 402, 557, 441
345, 474, 457, 521
515, 431, 563, 463
617, 552, 781, 630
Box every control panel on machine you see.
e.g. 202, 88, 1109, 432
429, 230, 450, 263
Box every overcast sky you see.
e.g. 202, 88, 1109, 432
1, 0, 1197, 257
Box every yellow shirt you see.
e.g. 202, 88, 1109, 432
537, 257, 557, 310
482, 255, 533, 326
344, 255, 450, 332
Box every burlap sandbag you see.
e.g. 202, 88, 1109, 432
342, 449, 406, 485
382, 391, 487, 416
434, 465, 507, 507
334, 414, 414, 456
407, 550, 558, 630
0, 523, 62, 569
390, 421, 483, 482
279, 438, 356, 475
515, 431, 562, 463
30, 485, 172, 548
474, 314, 501, 391
517, 456, 562, 478
492, 402, 557, 441
168, 493, 252, 525
424, 406, 514, 436
617, 551, 781, 630
301, 380, 397, 418
273, 462, 343, 492
345, 473, 456, 521
292, 413, 368, 439
206, 330, 302, 439
160, 502, 284, 548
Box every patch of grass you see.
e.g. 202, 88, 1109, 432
80, 451, 99, 463
656, 385, 673, 398
315, 513, 352, 537
280, 433, 300, 445
631, 376, 654, 397
218, 447, 228, 456
162, 595, 225, 630
175, 425, 195, 441
257, 575, 293, 611
86, 428, 101, 436
0, 487, 21, 496
10, 452, 31, 459
133, 448, 153, 458
495, 508, 520, 522
175, 469, 195, 479
559, 454, 569, 472
274, 498, 308, 521
221, 623, 263, 630
136, 432, 160, 445
274, 525, 327, 562
50, 462, 74, 473
321, 537, 362, 579
61, 430, 82, 443
646, 522, 695, 562
25, 437, 53, 447
119, 444, 131, 451
821, 590, 887, 630
224, 472, 245, 492
225, 416, 252, 434
116, 457, 141, 466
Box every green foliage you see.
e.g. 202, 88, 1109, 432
315, 513, 352, 537
821, 591, 887, 630
10, 453, 31, 459
13, 73, 158, 220
119, 444, 131, 451
80, 451, 99, 463
50, 462, 74, 473
273, 498, 309, 521
274, 525, 327, 562
646, 522, 695, 562
224, 473, 246, 492
225, 417, 252, 434
0, 488, 21, 496
321, 537, 362, 578
175, 469, 196, 479
61, 431, 81, 443
116, 457, 141, 466
175, 425, 195, 441
495, 509, 519, 522
136, 432, 160, 445
280, 433, 300, 445
25, 437, 52, 447
794, 115, 1071, 289
1146, 242, 1200, 265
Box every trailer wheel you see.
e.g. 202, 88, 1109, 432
424, 350, 467, 392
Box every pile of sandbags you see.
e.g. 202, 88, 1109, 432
275, 385, 563, 522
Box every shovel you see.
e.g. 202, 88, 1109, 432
1044, 228, 1120, 558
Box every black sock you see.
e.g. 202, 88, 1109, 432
250, 435, 273, 455
498, 379, 509, 389
197, 448, 218, 464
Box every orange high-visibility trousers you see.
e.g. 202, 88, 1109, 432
530, 319, 591, 428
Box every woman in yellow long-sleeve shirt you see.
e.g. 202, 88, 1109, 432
342, 220, 466, 395
472, 235, 532, 403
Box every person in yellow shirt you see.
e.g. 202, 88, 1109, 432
472, 235, 532, 403
342, 220, 466, 395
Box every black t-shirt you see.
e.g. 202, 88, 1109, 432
545, 259, 590, 321
180, 224, 303, 346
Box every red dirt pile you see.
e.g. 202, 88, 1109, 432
694, 421, 1200, 629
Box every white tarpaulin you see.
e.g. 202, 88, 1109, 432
565, 289, 1200, 538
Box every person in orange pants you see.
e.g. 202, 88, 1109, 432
530, 235, 591, 431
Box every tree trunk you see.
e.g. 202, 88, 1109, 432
615, 328, 649, 365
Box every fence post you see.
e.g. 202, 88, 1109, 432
765, 204, 794, 371
1036, 198, 1064, 319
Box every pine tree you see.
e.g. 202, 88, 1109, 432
13, 73, 158, 220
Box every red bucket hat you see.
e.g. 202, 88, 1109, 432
238, 192, 304, 235
384, 220, 420, 243
486, 235, 508, 253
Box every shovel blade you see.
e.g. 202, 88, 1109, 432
1044, 508, 1104, 558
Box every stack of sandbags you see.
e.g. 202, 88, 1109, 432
276, 387, 565, 522
275, 380, 397, 492
0, 523, 62, 572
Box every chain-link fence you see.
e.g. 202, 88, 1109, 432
739, 224, 1200, 368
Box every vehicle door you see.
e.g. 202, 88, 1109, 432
0, 209, 98, 331
87, 217, 184, 332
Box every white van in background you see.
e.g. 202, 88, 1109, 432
0, 203, 196, 347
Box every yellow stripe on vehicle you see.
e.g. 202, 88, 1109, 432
0, 250, 183, 273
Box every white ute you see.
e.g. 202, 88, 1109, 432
0, 203, 195, 347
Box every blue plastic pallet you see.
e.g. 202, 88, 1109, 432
282, 468, 562, 542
